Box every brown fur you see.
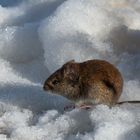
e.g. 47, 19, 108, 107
43, 59, 123, 107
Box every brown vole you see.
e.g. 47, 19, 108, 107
43, 59, 123, 107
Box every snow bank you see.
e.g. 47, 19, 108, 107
0, 0, 139, 139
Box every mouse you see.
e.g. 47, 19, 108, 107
43, 59, 124, 108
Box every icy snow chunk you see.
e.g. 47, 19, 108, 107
0, 24, 43, 63
39, 0, 121, 72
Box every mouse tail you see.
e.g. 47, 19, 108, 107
117, 101, 140, 105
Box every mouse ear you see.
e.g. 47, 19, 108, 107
63, 63, 79, 82
64, 59, 75, 65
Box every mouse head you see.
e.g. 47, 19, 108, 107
43, 60, 81, 100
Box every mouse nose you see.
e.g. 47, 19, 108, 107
43, 84, 49, 90
43, 83, 53, 91
43, 85, 46, 90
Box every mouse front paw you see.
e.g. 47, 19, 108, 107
78, 104, 93, 110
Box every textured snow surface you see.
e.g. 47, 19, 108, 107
0, 0, 140, 139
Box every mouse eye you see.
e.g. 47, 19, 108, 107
52, 79, 60, 85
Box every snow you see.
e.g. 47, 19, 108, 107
0, 0, 139, 139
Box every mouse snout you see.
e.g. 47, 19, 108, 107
43, 82, 53, 91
